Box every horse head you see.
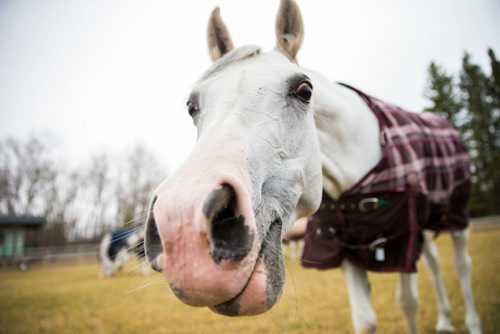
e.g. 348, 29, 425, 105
144, 0, 322, 316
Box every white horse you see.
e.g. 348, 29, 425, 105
144, 1, 481, 333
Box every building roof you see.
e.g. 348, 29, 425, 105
0, 216, 47, 227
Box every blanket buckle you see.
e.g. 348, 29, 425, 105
358, 197, 379, 212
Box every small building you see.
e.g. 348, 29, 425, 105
0, 216, 47, 267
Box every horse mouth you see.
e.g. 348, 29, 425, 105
145, 184, 286, 316
146, 215, 285, 316
210, 218, 285, 316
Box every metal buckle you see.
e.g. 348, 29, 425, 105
368, 237, 388, 251
358, 197, 379, 212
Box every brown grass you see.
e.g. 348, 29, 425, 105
1, 229, 499, 333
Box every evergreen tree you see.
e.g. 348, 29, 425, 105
488, 48, 500, 105
487, 48, 500, 147
425, 49, 500, 216
424, 62, 462, 126
486, 49, 500, 212
459, 52, 498, 216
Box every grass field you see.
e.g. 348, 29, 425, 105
1, 229, 499, 333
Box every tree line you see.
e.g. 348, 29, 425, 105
425, 48, 499, 217
0, 135, 166, 246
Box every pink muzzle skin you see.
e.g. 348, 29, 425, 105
153, 174, 259, 307
151, 170, 287, 315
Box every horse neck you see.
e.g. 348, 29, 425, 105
306, 70, 382, 199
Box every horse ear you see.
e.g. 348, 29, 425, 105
275, 0, 304, 60
207, 7, 235, 62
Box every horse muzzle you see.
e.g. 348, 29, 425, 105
144, 148, 285, 315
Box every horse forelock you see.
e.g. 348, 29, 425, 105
198, 45, 261, 83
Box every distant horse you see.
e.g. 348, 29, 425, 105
143, 1, 481, 333
98, 228, 147, 278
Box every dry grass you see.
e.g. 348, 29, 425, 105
1, 229, 499, 333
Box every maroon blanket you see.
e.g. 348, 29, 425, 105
302, 84, 471, 273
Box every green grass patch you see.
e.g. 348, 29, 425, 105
1, 230, 499, 333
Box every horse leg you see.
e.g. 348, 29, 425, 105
289, 241, 296, 260
451, 229, 481, 334
99, 233, 114, 278
342, 259, 377, 334
297, 239, 304, 260
290, 240, 302, 260
140, 260, 151, 275
422, 234, 455, 332
115, 249, 129, 272
396, 273, 419, 334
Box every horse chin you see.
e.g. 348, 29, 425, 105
210, 219, 285, 316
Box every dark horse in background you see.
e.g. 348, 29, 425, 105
98, 228, 147, 278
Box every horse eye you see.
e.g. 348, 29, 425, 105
187, 101, 199, 117
293, 81, 313, 103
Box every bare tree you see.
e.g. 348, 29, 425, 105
114, 145, 166, 229
0, 135, 83, 245
0, 135, 57, 216
0, 136, 167, 244
77, 154, 115, 239
42, 169, 82, 244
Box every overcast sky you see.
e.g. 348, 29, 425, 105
1, 0, 499, 173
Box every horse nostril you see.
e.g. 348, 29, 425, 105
203, 184, 254, 264
145, 195, 163, 272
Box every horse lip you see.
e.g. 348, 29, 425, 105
211, 218, 284, 316
211, 261, 259, 315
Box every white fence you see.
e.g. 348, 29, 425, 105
26, 244, 99, 264
1, 243, 100, 269
2, 216, 499, 270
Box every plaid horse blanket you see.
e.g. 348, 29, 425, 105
302, 84, 471, 273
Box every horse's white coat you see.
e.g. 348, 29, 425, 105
302, 69, 382, 199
